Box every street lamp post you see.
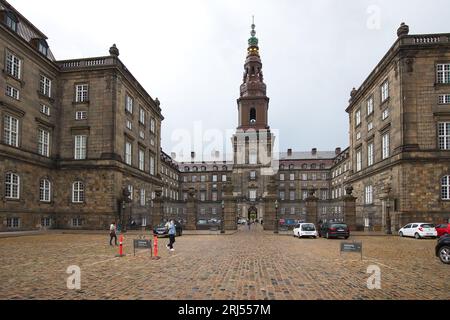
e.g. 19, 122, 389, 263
386, 201, 392, 235
221, 200, 225, 234
274, 200, 279, 234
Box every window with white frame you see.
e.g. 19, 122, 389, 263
289, 191, 295, 201
249, 151, 257, 164
138, 149, 145, 171
367, 142, 374, 167
200, 191, 206, 201
126, 119, 132, 130
438, 122, 450, 150
381, 80, 389, 102
150, 118, 156, 134
302, 173, 307, 181
438, 94, 450, 105
139, 130, 145, 140
250, 171, 256, 180
382, 108, 389, 120
7, 218, 20, 228
212, 175, 217, 182
367, 96, 374, 115
40, 75, 52, 97
125, 142, 132, 165
125, 95, 133, 113
6, 51, 21, 79
279, 173, 285, 181
290, 207, 295, 215
382, 132, 390, 159
150, 155, 155, 175
355, 109, 361, 126
72, 218, 83, 227
140, 189, 146, 206
139, 107, 146, 125
212, 191, 217, 201
356, 149, 362, 172
201, 175, 206, 182
222, 174, 227, 182
437, 64, 450, 84
41, 104, 50, 116
6, 85, 19, 100
365, 185, 373, 204
38, 128, 50, 157
356, 132, 361, 141
75, 111, 87, 120
442, 176, 450, 200
5, 173, 20, 199
368, 121, 373, 132
4, 115, 19, 147
302, 190, 308, 200
290, 173, 295, 181
279, 191, 285, 201
74, 135, 87, 160
249, 189, 257, 201
150, 138, 155, 146
41, 217, 51, 227
128, 185, 133, 200
72, 181, 84, 203
75, 84, 88, 102
40, 179, 51, 202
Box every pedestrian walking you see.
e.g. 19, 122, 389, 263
247, 219, 251, 230
166, 219, 176, 252
109, 221, 118, 246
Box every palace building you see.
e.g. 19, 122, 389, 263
1, 0, 449, 232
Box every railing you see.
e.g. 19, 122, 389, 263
59, 57, 110, 69
414, 36, 441, 44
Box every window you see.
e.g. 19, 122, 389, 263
6, 85, 19, 100
367, 142, 374, 167
200, 191, 206, 202
437, 64, 450, 84
40, 179, 51, 202
279, 174, 285, 181
41, 104, 51, 116
302, 191, 308, 200
75, 111, 87, 120
7, 218, 20, 228
5, 11, 18, 32
126, 95, 133, 113
290, 173, 295, 181
279, 191, 285, 201
72, 182, 84, 203
250, 171, 256, 180
442, 176, 450, 200
381, 80, 389, 102
150, 155, 155, 175
249, 151, 257, 164
368, 122, 373, 132
201, 175, 206, 182
140, 189, 146, 206
355, 109, 361, 126
139, 130, 145, 140
365, 185, 373, 204
125, 142, 132, 165
367, 97, 374, 115
222, 175, 227, 182
72, 218, 83, 227
289, 191, 295, 201
38, 40, 48, 56
41, 218, 51, 227
4, 115, 19, 147
312, 173, 317, 181
74, 135, 87, 160
382, 108, 389, 120
139, 107, 146, 125
356, 150, 362, 172
212, 191, 218, 201
38, 129, 50, 157
301, 174, 307, 181
40, 75, 52, 97
439, 94, 450, 104
126, 120, 132, 130
438, 122, 450, 150
212, 175, 217, 182
139, 149, 145, 171
356, 132, 361, 141
128, 185, 134, 200
75, 84, 88, 102
150, 118, 156, 134
6, 51, 21, 79
150, 138, 155, 146
192, 175, 197, 182
382, 132, 390, 159
5, 173, 20, 199
249, 189, 257, 201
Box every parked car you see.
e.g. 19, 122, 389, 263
153, 221, 183, 237
435, 223, 450, 238
196, 219, 221, 230
435, 234, 450, 264
237, 218, 247, 225
319, 222, 350, 239
293, 223, 318, 238
398, 223, 437, 239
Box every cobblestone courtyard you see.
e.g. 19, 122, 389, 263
0, 226, 448, 300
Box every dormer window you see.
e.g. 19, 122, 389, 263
5, 11, 18, 32
38, 40, 49, 56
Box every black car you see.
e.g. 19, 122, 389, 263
436, 234, 450, 264
319, 222, 350, 239
153, 221, 183, 237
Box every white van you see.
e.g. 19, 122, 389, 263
293, 223, 318, 238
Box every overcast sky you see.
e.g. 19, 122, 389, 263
12, 0, 450, 161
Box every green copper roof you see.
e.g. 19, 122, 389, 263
248, 21, 258, 47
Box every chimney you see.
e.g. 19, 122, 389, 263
335, 147, 341, 155
287, 149, 293, 157
191, 152, 195, 161
312, 148, 317, 155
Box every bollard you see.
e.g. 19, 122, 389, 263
152, 234, 160, 260
116, 234, 125, 257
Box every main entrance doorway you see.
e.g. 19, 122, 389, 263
248, 206, 257, 221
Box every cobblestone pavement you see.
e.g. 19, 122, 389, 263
0, 225, 448, 300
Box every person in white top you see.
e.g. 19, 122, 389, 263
109, 222, 117, 246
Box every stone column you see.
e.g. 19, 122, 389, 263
343, 186, 357, 231
263, 176, 277, 231
186, 187, 197, 230
223, 182, 237, 231
305, 188, 319, 224
152, 189, 163, 228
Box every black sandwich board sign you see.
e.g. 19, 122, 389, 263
340, 241, 363, 260
133, 236, 152, 256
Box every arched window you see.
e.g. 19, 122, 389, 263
250, 108, 256, 124
72, 181, 85, 203
193, 166, 198, 172
40, 179, 51, 202
222, 166, 228, 171
213, 166, 218, 171
184, 166, 190, 172
442, 176, 450, 200
302, 164, 308, 169
289, 164, 294, 170
5, 172, 20, 199
320, 164, 325, 169
311, 164, 317, 169
201, 166, 206, 172
280, 164, 285, 170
